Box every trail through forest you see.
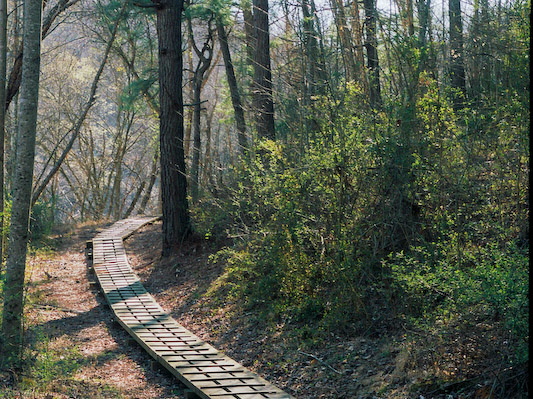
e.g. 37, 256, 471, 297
2, 220, 525, 398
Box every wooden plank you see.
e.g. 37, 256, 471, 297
168, 361, 238, 368
188, 374, 257, 382
161, 356, 228, 363
175, 365, 246, 375
197, 380, 267, 389
200, 386, 280, 395
232, 394, 292, 399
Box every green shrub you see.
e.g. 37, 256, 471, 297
30, 199, 55, 241
30, 337, 82, 386
385, 241, 528, 363
202, 78, 529, 353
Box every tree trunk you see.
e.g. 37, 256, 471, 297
216, 19, 248, 153
417, 0, 435, 75
300, 0, 327, 141
449, 0, 466, 106
330, 0, 356, 81
201, 96, 215, 189
252, 0, 275, 140
156, 0, 191, 256
302, 0, 327, 93
363, 0, 382, 107
5, 0, 82, 111
1, 0, 42, 366
189, 19, 214, 202
123, 180, 145, 218
349, 0, 367, 92
0, 0, 6, 261
242, 3, 255, 67
394, 0, 415, 36
138, 152, 158, 214
184, 32, 194, 158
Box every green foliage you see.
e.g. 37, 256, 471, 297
120, 74, 157, 110
385, 242, 529, 363
29, 333, 82, 386
30, 199, 55, 242
0, 198, 11, 245
206, 86, 396, 335
203, 66, 529, 362
0, 198, 55, 260
185, 0, 232, 23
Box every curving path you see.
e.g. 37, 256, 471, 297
86, 216, 295, 399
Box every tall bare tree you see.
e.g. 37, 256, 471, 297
189, 17, 214, 202
1, 0, 42, 366
5, 0, 82, 111
31, 2, 126, 207
216, 18, 248, 153
330, 0, 356, 81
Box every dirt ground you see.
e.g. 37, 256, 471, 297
1, 220, 527, 398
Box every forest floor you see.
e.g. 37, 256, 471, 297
0, 220, 527, 398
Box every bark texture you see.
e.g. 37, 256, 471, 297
252, 0, 275, 140
1, 0, 42, 365
189, 19, 214, 202
217, 19, 248, 153
449, 0, 466, 105
0, 0, 7, 260
363, 0, 382, 107
156, 0, 191, 256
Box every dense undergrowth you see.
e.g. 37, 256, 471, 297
193, 79, 529, 395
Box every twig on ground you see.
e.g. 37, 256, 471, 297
298, 350, 343, 375
33, 303, 85, 315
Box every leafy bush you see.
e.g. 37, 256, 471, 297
385, 241, 529, 363
204, 78, 529, 357
30, 200, 55, 241
30, 335, 82, 386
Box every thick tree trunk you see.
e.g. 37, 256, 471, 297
252, 0, 275, 140
1, 0, 42, 366
216, 19, 248, 153
156, 0, 191, 256
363, 0, 382, 107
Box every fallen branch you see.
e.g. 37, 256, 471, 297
298, 350, 343, 375
33, 303, 84, 315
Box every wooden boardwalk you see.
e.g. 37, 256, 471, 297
86, 216, 295, 399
